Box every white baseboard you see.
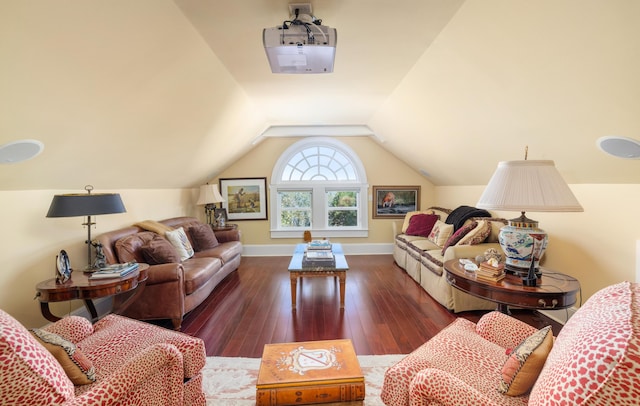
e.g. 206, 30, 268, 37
242, 243, 394, 256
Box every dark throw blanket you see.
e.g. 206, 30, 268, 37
445, 205, 491, 231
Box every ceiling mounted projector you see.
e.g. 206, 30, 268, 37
263, 3, 336, 74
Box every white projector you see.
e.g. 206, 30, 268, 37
263, 24, 337, 74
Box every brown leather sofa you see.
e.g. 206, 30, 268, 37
96, 216, 242, 330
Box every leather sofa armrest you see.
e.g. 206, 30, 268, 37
214, 229, 241, 243
145, 263, 183, 285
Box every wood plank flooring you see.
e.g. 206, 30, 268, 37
177, 255, 562, 357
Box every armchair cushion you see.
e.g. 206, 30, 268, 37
499, 325, 553, 396
30, 328, 96, 385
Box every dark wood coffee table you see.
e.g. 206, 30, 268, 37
35, 263, 149, 322
444, 259, 580, 313
288, 243, 349, 310
256, 339, 364, 405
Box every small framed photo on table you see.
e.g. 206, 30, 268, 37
372, 185, 421, 219
219, 177, 268, 221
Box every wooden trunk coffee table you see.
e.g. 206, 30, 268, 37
256, 339, 365, 405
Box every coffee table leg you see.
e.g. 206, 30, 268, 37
290, 272, 298, 310
339, 272, 346, 308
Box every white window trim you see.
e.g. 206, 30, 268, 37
270, 138, 368, 238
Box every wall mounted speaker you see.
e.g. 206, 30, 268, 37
0, 139, 44, 163
597, 136, 640, 159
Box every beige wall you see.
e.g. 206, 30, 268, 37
3, 163, 638, 328
209, 136, 436, 246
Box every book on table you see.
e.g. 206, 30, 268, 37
305, 250, 334, 260
89, 262, 139, 279
307, 240, 332, 250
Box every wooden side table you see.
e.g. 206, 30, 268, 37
443, 259, 580, 313
35, 264, 149, 322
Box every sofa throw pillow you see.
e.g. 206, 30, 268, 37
499, 325, 553, 396
30, 328, 96, 385
165, 227, 194, 261
114, 231, 157, 263
427, 220, 454, 247
187, 223, 219, 251
441, 221, 478, 255
401, 210, 436, 234
457, 220, 491, 246
405, 214, 439, 237
141, 236, 181, 264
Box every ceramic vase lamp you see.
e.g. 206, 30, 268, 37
477, 157, 583, 284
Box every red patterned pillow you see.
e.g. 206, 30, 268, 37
405, 214, 439, 237
441, 222, 478, 254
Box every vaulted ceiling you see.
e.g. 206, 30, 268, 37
1, 0, 639, 191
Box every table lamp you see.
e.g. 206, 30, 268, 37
46, 185, 126, 271
197, 184, 225, 226
476, 157, 583, 285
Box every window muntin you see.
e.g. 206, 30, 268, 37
327, 190, 359, 227
278, 190, 312, 228
270, 137, 368, 238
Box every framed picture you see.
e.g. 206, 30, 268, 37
372, 185, 421, 219
219, 177, 268, 221
213, 207, 228, 226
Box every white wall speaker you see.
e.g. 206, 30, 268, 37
597, 136, 640, 159
0, 139, 44, 163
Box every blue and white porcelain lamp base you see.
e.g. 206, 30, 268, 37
498, 212, 548, 277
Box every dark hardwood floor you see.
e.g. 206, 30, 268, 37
176, 255, 562, 357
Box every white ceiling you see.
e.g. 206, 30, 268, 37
1, 0, 639, 190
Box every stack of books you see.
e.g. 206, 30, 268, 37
89, 262, 139, 279
303, 240, 335, 268
475, 261, 505, 282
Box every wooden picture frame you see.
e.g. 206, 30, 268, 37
219, 177, 268, 221
372, 185, 421, 219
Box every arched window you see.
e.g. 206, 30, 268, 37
270, 137, 369, 238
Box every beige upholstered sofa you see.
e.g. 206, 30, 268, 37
393, 206, 507, 312
96, 216, 242, 330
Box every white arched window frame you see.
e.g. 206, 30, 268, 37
270, 137, 369, 238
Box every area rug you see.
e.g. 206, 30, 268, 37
202, 354, 405, 405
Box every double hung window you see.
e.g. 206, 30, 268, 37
270, 138, 368, 238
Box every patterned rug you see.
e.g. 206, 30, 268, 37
202, 354, 405, 405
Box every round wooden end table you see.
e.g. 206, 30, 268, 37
35, 263, 149, 322
443, 259, 580, 313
